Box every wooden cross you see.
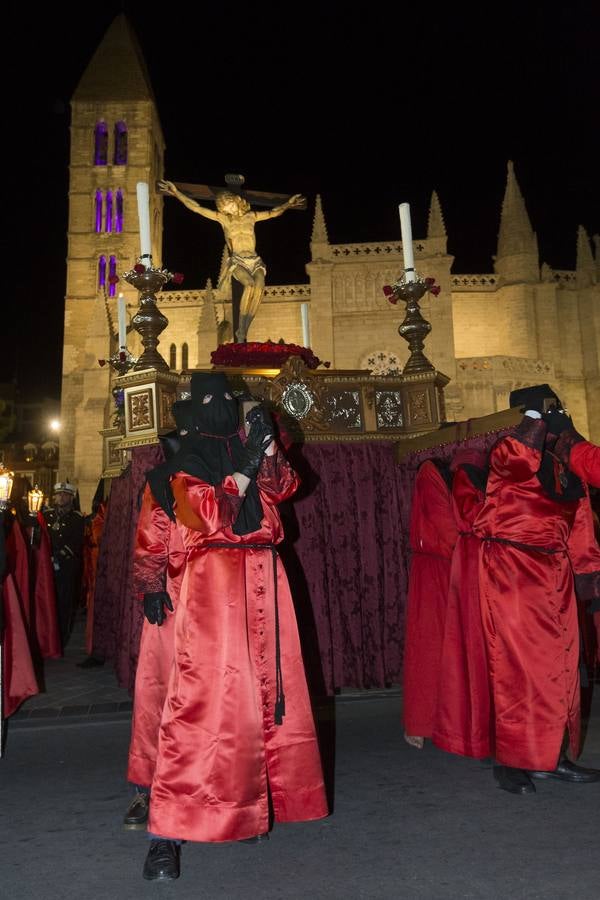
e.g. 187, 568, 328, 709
171, 173, 307, 210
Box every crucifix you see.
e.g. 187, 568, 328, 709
158, 174, 306, 343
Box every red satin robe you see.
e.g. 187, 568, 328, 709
432, 467, 492, 759
141, 451, 328, 842
82, 502, 106, 655
31, 514, 61, 659
127, 489, 187, 789
2, 573, 39, 716
403, 461, 458, 738
474, 418, 600, 771
6, 518, 30, 625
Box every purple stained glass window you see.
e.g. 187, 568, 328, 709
98, 256, 107, 289
115, 190, 123, 233
108, 255, 117, 298
94, 122, 108, 166
95, 191, 103, 233
105, 190, 113, 233
114, 122, 128, 165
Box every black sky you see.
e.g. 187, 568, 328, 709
6, 2, 600, 400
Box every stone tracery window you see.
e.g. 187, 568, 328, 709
360, 349, 402, 376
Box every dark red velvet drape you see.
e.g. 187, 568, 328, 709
281, 442, 408, 694
92, 445, 163, 690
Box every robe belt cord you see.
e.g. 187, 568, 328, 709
479, 536, 565, 555
205, 542, 285, 725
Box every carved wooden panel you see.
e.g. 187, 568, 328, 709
128, 389, 154, 431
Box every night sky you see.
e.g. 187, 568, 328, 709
7, 2, 599, 400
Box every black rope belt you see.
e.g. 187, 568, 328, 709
480, 536, 564, 555
204, 542, 285, 726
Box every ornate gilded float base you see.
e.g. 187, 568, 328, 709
177, 357, 449, 442
100, 426, 127, 479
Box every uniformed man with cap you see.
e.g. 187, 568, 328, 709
43, 481, 85, 649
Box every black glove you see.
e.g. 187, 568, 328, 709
143, 591, 174, 625
543, 407, 573, 436
237, 409, 274, 479
246, 407, 274, 450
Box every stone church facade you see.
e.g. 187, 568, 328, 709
61, 16, 600, 508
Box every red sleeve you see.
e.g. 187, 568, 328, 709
172, 473, 243, 534
452, 467, 485, 526
256, 448, 300, 505
133, 483, 172, 595
566, 489, 600, 609
568, 441, 600, 489
489, 417, 546, 482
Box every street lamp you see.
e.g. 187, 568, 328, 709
49, 419, 61, 433
27, 484, 44, 546
28, 485, 44, 515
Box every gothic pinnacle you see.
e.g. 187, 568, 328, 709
427, 191, 446, 238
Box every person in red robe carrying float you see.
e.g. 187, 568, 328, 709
403, 458, 458, 748
128, 373, 328, 882
432, 447, 493, 760
474, 384, 600, 795
124, 400, 194, 830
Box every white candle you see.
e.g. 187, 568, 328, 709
136, 181, 152, 267
300, 302, 310, 347
399, 202, 416, 282
117, 293, 127, 348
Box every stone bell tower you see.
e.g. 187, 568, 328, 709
60, 15, 165, 508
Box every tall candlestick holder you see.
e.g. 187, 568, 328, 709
383, 272, 441, 375
121, 263, 171, 372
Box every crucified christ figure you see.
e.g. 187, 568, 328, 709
158, 180, 305, 342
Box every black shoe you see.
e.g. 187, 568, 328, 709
239, 832, 270, 844
123, 791, 150, 829
76, 656, 105, 669
493, 765, 536, 794
528, 758, 600, 783
142, 840, 180, 881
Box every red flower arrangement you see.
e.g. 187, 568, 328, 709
382, 275, 441, 304
211, 341, 330, 370
124, 262, 185, 285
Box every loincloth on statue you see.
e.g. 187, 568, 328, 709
218, 253, 266, 290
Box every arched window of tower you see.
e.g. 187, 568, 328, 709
95, 190, 103, 233
94, 121, 108, 166
108, 256, 117, 297
113, 122, 128, 166
169, 344, 177, 370
115, 190, 123, 233
181, 343, 189, 370
105, 190, 113, 233
98, 256, 106, 290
